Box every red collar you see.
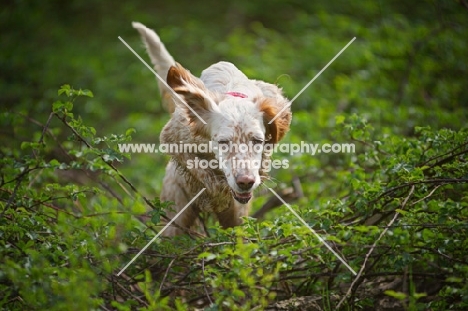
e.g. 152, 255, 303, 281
226, 91, 248, 98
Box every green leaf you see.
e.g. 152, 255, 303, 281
413, 292, 427, 299
335, 115, 345, 125
102, 148, 124, 163
384, 290, 406, 300
58, 84, 71, 96
199, 252, 217, 261
125, 128, 136, 136
149, 210, 160, 224
20, 141, 42, 150
64, 101, 73, 111
20, 141, 31, 150
52, 100, 65, 112
48, 159, 61, 167
79, 89, 94, 98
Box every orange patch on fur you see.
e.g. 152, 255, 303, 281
167, 64, 214, 138
258, 98, 291, 144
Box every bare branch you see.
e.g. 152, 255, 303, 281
336, 185, 415, 309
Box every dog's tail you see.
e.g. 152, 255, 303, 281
132, 22, 176, 112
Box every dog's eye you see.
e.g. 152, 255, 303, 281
218, 140, 229, 145
252, 139, 264, 145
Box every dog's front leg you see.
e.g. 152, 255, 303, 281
216, 200, 251, 228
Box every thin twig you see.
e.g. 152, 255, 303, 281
418, 141, 468, 168
371, 178, 467, 204
58, 114, 153, 206
2, 167, 37, 215
202, 255, 214, 305
56, 113, 196, 234
336, 185, 415, 309
106, 275, 148, 307
38, 112, 55, 145
159, 257, 177, 292
411, 184, 442, 206
23, 112, 127, 204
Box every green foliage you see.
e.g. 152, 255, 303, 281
1, 85, 178, 309
1, 0, 468, 310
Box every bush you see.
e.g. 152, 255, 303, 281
1, 1, 467, 310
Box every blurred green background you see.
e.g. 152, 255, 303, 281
1, 0, 467, 196
1, 1, 468, 309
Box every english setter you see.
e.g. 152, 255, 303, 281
133, 22, 292, 235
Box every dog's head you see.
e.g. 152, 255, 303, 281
167, 63, 290, 204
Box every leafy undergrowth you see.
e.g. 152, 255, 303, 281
1, 86, 467, 310
2, 1, 468, 309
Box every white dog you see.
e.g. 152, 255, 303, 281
133, 22, 292, 235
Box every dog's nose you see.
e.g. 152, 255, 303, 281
236, 175, 255, 190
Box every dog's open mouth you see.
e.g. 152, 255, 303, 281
232, 190, 252, 204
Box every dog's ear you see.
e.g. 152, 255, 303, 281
258, 98, 291, 144
167, 63, 219, 136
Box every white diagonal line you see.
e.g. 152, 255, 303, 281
269, 37, 356, 124
116, 188, 206, 276
268, 188, 357, 275
118, 36, 207, 125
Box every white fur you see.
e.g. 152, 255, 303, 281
133, 22, 292, 235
